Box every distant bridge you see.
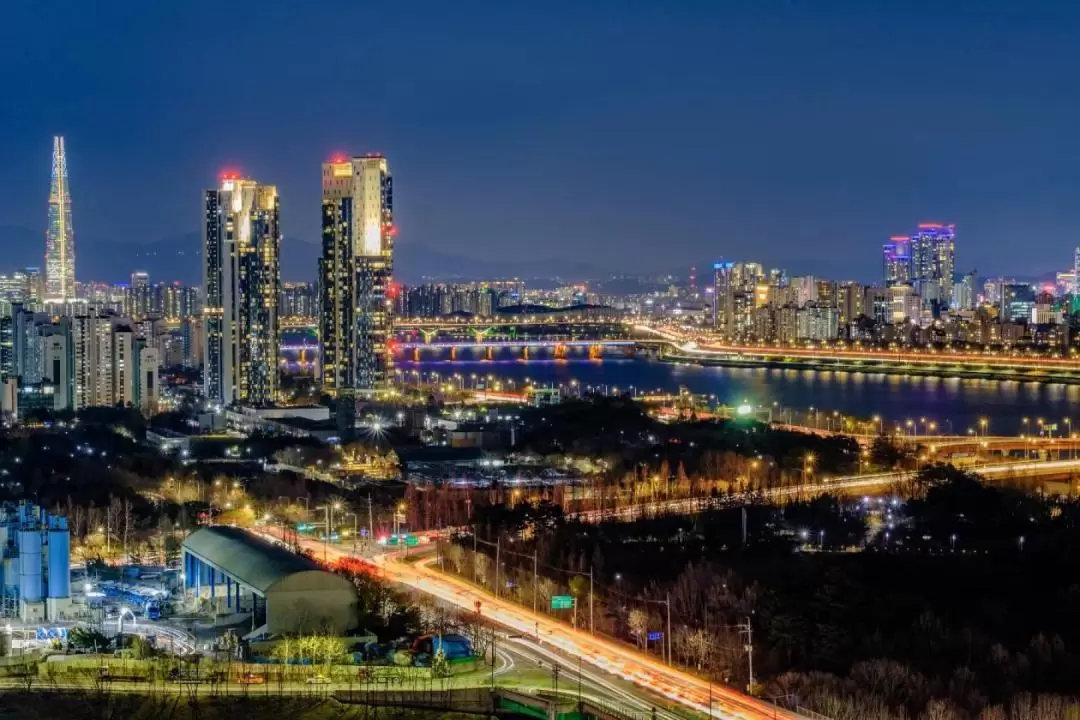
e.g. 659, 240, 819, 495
398, 339, 634, 350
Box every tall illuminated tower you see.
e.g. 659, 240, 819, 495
202, 174, 280, 406
44, 136, 75, 303
319, 154, 394, 399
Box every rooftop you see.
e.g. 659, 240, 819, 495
182, 526, 322, 594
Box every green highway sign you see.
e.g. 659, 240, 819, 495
405, 535, 419, 547
551, 595, 573, 610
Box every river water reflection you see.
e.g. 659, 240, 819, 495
401, 357, 1080, 436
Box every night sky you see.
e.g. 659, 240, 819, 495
3, 1, 1080, 283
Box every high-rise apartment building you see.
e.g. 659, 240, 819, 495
319, 154, 394, 398
203, 175, 281, 406
279, 282, 317, 319
837, 282, 866, 325
882, 236, 911, 287
44, 136, 76, 304
131, 272, 151, 318
0, 269, 43, 307
952, 270, 978, 310
711, 261, 733, 332
69, 314, 157, 412
910, 223, 956, 302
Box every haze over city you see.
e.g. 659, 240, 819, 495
5, 1, 1080, 282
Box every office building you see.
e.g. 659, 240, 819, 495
203, 175, 281, 406
1001, 283, 1036, 323
44, 137, 76, 305
319, 154, 395, 398
889, 284, 920, 324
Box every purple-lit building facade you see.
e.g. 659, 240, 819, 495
882, 235, 911, 287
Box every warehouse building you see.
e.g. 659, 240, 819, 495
181, 526, 357, 635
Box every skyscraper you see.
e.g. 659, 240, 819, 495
130, 271, 151, 319
882, 236, 911, 286
319, 154, 394, 399
202, 174, 281, 406
910, 223, 956, 302
44, 136, 75, 304
711, 261, 733, 331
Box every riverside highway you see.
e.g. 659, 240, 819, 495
569, 457, 1080, 522
257, 528, 804, 720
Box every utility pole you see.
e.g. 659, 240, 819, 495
589, 567, 594, 634
532, 550, 538, 616
322, 505, 329, 564
367, 494, 374, 546
739, 616, 755, 693
494, 536, 501, 598
490, 625, 497, 687
665, 594, 672, 666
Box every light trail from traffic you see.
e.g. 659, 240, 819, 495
256, 458, 1080, 718
570, 458, 1080, 522
267, 531, 802, 720
678, 338, 1080, 372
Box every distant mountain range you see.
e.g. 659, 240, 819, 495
0, 225, 605, 285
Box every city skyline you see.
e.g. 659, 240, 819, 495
4, 136, 1075, 289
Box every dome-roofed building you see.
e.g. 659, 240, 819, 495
181, 526, 357, 635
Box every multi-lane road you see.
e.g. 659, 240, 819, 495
568, 457, 1080, 522
263, 529, 803, 720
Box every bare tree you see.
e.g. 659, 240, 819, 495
122, 498, 134, 561
920, 699, 962, 720
628, 609, 648, 650
686, 628, 713, 670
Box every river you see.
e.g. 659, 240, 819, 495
399, 357, 1080, 436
